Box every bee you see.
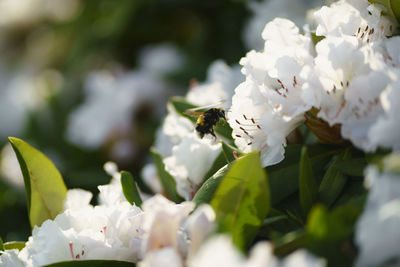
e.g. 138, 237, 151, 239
184, 102, 227, 139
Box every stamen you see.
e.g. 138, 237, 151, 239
324, 100, 346, 121
69, 242, 75, 260
247, 142, 253, 145
233, 151, 238, 159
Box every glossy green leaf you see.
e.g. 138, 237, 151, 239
318, 149, 351, 206
202, 152, 227, 183
43, 260, 134, 267
334, 157, 368, 177
220, 141, 240, 164
369, 0, 400, 23
3, 241, 26, 251
274, 229, 306, 256
211, 152, 270, 250
120, 171, 142, 207
193, 164, 230, 206
8, 137, 67, 228
268, 144, 341, 205
299, 147, 318, 216
306, 201, 363, 267
150, 148, 183, 203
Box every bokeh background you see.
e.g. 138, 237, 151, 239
0, 0, 322, 242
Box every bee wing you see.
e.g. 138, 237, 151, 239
184, 100, 227, 113
184, 109, 204, 117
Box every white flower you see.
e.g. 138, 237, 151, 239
367, 37, 400, 151
281, 250, 326, 267
141, 163, 163, 194
188, 235, 251, 267
186, 60, 243, 110
154, 104, 194, 158
184, 205, 216, 258
0, 249, 25, 267
355, 165, 400, 267
138, 44, 184, 77
301, 35, 391, 151
243, 0, 321, 50
138, 195, 216, 265
313, 0, 398, 43
230, 18, 313, 167
189, 234, 326, 267
67, 69, 165, 149
138, 247, 183, 267
0, 68, 62, 138
18, 188, 143, 266
163, 133, 221, 200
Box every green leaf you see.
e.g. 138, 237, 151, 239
8, 137, 67, 228
311, 32, 325, 45
43, 260, 134, 267
211, 152, 270, 250
318, 149, 351, 206
150, 148, 184, 203
169, 96, 197, 121
334, 157, 368, 177
120, 171, 142, 207
220, 141, 240, 164
299, 147, 318, 216
3, 241, 26, 251
193, 164, 231, 206
274, 229, 306, 256
0, 237, 3, 251
306, 202, 362, 267
268, 144, 341, 206
369, 0, 400, 23
202, 152, 227, 183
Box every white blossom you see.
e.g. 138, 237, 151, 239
189, 234, 325, 267
67, 44, 183, 151
355, 164, 400, 267
186, 60, 243, 110
230, 18, 313, 167
163, 133, 221, 200
243, 0, 322, 50
313, 0, 398, 43
301, 35, 391, 151
0, 249, 25, 267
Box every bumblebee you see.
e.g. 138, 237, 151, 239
185, 106, 226, 139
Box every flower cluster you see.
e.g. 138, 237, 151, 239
0, 162, 324, 267
230, 0, 399, 167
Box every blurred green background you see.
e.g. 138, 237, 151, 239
0, 0, 253, 242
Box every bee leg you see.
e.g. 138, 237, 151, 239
211, 128, 217, 141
